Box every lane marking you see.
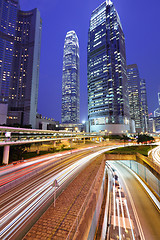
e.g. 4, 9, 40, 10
109, 162, 145, 240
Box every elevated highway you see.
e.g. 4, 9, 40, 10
0, 126, 103, 164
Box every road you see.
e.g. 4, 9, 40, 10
0, 146, 117, 239
108, 161, 160, 240
0, 147, 96, 187
150, 144, 160, 165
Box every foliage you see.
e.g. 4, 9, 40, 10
103, 135, 122, 140
103, 134, 131, 141
106, 145, 157, 157
137, 134, 154, 144
9, 145, 26, 162
121, 134, 131, 141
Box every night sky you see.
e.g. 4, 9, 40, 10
20, 0, 160, 122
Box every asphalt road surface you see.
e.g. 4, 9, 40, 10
108, 161, 160, 240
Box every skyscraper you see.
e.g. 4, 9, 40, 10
0, 0, 20, 104
154, 92, 160, 117
87, 0, 130, 133
7, 9, 42, 128
127, 64, 142, 132
140, 78, 149, 132
0, 0, 42, 128
61, 31, 80, 124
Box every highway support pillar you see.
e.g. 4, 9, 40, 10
3, 145, 10, 165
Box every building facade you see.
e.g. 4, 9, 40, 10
0, 0, 20, 104
154, 92, 160, 117
61, 31, 80, 124
140, 78, 149, 132
154, 116, 160, 133
7, 9, 42, 128
127, 64, 142, 133
0, 0, 20, 124
87, 0, 130, 134
0, 1, 42, 128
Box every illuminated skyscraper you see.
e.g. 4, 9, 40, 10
0, 0, 20, 104
7, 9, 42, 128
61, 31, 80, 124
87, 1, 130, 133
0, 1, 42, 128
127, 64, 142, 132
154, 92, 160, 117
140, 78, 149, 132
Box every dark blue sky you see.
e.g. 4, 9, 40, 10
20, 0, 160, 122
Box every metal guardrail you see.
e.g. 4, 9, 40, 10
66, 160, 105, 240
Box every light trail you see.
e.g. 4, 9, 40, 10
113, 178, 116, 229
150, 145, 160, 165
119, 162, 160, 211
0, 146, 95, 178
118, 188, 126, 231
116, 199, 121, 240
110, 162, 145, 240
124, 199, 135, 240
1, 147, 119, 239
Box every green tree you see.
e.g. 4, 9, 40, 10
10, 145, 26, 162
137, 134, 154, 144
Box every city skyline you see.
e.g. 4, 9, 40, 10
18, 0, 160, 122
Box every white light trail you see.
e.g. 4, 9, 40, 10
113, 178, 116, 229
111, 162, 145, 240
116, 199, 121, 240
1, 147, 119, 239
119, 188, 126, 231
124, 199, 135, 240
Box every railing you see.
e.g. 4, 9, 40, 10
120, 159, 160, 197
136, 152, 160, 175
66, 160, 105, 240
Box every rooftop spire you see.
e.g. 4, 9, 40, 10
106, 0, 112, 5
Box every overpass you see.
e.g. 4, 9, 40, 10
0, 126, 103, 164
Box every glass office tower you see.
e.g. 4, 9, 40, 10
154, 92, 160, 117
127, 64, 142, 132
87, 0, 130, 133
8, 9, 42, 128
0, 1, 42, 128
140, 79, 149, 132
0, 0, 20, 103
61, 31, 80, 124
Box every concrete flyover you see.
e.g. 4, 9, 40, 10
0, 126, 103, 165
